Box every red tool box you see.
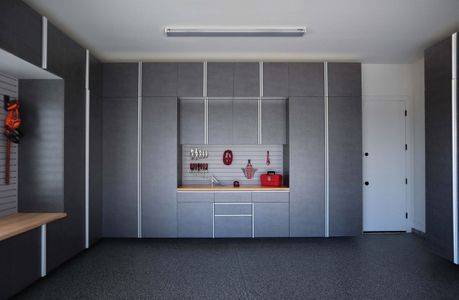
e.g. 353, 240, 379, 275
260, 171, 283, 187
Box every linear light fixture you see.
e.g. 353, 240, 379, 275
165, 26, 307, 37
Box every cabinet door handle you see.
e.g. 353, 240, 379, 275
364, 181, 369, 186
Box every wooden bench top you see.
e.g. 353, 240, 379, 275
0, 213, 67, 241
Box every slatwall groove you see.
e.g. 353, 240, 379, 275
0, 72, 18, 217
182, 144, 283, 186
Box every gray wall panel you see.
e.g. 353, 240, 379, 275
289, 97, 325, 237
142, 97, 178, 237
102, 98, 138, 237
329, 97, 362, 236
142, 63, 178, 96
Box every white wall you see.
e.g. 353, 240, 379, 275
361, 62, 425, 232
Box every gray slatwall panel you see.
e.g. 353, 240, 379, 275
0, 72, 18, 217
182, 145, 283, 186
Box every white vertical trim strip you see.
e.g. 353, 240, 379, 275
324, 62, 330, 238
212, 202, 215, 238
40, 224, 46, 277
84, 50, 90, 249
252, 202, 255, 238
204, 62, 208, 144
41, 17, 47, 69
137, 62, 143, 238
452, 32, 458, 264
258, 62, 263, 145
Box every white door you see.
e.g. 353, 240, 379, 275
363, 100, 407, 232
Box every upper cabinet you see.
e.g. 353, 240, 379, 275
262, 99, 287, 145
207, 63, 259, 97
288, 63, 324, 97
234, 63, 259, 97
179, 98, 205, 145
328, 63, 362, 97
207, 63, 234, 97
0, 0, 42, 68
263, 63, 289, 97
178, 63, 203, 97
102, 63, 138, 98
142, 63, 177, 97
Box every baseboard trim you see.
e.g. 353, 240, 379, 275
411, 228, 426, 239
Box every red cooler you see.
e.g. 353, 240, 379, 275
260, 172, 283, 187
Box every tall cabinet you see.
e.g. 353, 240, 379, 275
328, 63, 363, 236
425, 32, 458, 264
141, 63, 178, 237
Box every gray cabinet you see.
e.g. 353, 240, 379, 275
288, 63, 324, 97
207, 63, 234, 97
328, 63, 361, 97
0, 0, 42, 67
425, 36, 455, 261
233, 99, 258, 144
178, 63, 203, 97
254, 203, 289, 237
179, 98, 205, 144
142, 97, 178, 237
102, 98, 139, 238
289, 97, 325, 237
328, 97, 362, 236
177, 192, 213, 238
102, 63, 138, 98
214, 216, 252, 238
263, 63, 288, 97
262, 99, 287, 144
234, 63, 259, 97
208, 99, 233, 144
142, 63, 178, 97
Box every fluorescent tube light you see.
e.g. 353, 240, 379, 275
165, 27, 306, 37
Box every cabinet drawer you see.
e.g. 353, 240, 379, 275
214, 203, 252, 215
252, 192, 289, 203
214, 216, 252, 238
177, 192, 214, 203
214, 192, 251, 203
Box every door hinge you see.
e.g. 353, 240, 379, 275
405, 212, 408, 219
405, 178, 408, 184
405, 110, 407, 117
405, 144, 408, 151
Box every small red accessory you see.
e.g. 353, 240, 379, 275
223, 150, 233, 165
3, 96, 22, 185
261, 172, 283, 187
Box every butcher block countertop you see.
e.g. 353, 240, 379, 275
0, 212, 67, 241
177, 186, 290, 192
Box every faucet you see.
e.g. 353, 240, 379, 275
209, 175, 222, 187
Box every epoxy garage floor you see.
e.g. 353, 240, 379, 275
14, 234, 459, 299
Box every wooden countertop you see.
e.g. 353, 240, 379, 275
0, 212, 67, 241
177, 186, 289, 192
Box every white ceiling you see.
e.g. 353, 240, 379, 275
25, 0, 459, 63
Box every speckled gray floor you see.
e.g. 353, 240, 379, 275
12, 234, 459, 300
